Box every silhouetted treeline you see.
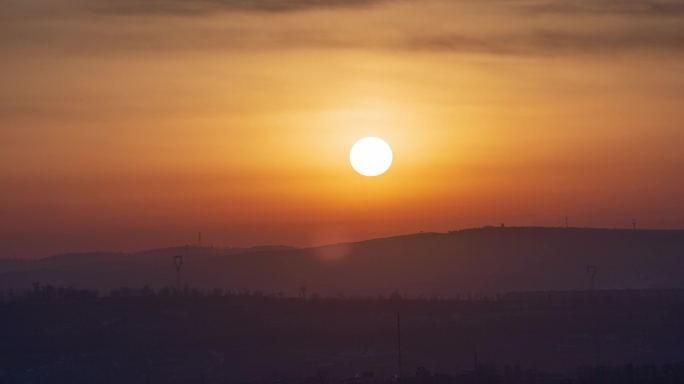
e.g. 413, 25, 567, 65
500, 289, 684, 310
0, 282, 100, 302
5, 283, 684, 311
1, 283, 497, 304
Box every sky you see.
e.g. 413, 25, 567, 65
2, 0, 684, 258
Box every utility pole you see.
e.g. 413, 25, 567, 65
473, 350, 478, 384
565, 216, 569, 228
632, 219, 637, 230
397, 310, 402, 379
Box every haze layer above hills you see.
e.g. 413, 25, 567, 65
2, 227, 683, 296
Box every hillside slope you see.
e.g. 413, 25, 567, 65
2, 227, 683, 296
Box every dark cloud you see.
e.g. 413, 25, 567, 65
5, 25, 684, 57
82, 0, 684, 17
5, 0, 684, 18
3, 0, 684, 57
84, 0, 392, 15
521, 0, 684, 17
406, 29, 684, 55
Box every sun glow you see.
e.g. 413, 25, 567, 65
349, 137, 393, 177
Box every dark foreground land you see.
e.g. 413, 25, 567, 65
3, 288, 684, 383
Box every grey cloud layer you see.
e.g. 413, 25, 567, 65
521, 0, 684, 16
408, 29, 684, 55
83, 0, 684, 17
84, 0, 391, 15
2, 0, 684, 56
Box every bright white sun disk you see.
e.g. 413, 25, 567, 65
350, 137, 393, 177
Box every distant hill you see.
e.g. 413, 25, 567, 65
1, 227, 684, 296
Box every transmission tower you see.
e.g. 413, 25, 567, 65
586, 265, 596, 290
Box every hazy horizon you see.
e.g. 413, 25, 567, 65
6, 224, 684, 260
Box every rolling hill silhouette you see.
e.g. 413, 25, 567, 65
2, 227, 683, 296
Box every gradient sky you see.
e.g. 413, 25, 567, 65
2, 0, 684, 258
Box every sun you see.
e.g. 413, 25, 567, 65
350, 137, 393, 177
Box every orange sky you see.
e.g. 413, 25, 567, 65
2, 0, 684, 257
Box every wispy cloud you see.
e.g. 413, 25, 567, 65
80, 0, 684, 17
2, 0, 684, 56
83, 0, 392, 15
520, 0, 684, 17
406, 29, 684, 55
